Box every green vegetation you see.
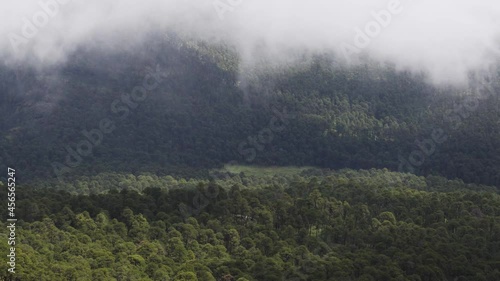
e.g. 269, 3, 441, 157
0, 34, 499, 187
0, 168, 498, 280
1, 34, 499, 280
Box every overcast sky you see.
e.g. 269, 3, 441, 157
1, 0, 499, 85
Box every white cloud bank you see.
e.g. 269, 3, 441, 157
1, 0, 499, 85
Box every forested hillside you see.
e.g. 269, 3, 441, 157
1, 34, 500, 187
1, 169, 499, 280
1, 32, 500, 281
2, 0, 500, 279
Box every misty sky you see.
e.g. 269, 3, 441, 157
1, 0, 499, 85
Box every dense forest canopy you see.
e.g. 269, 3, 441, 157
0, 34, 499, 187
0, 168, 499, 280
0, 31, 499, 281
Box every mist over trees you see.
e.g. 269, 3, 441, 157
1, 2, 500, 279
1, 35, 499, 187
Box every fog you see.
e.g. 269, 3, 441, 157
1, 0, 500, 85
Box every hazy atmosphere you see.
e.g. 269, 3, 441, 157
2, 0, 500, 84
1, 1, 500, 280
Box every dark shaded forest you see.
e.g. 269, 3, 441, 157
0, 34, 499, 186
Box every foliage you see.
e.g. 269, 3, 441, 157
0, 168, 498, 280
0, 34, 499, 187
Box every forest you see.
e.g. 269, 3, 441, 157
0, 168, 499, 280
0, 34, 499, 186
0, 34, 499, 280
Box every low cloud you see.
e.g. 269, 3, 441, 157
1, 0, 499, 85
